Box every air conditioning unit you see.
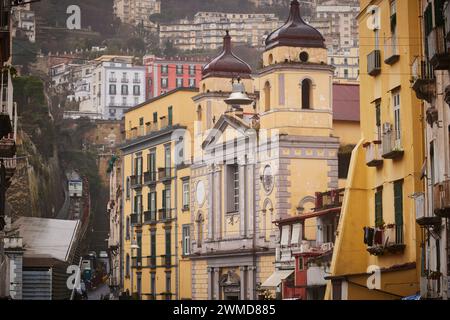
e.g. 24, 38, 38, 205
321, 242, 334, 252
383, 122, 392, 134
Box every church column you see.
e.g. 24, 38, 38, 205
247, 266, 256, 300
207, 165, 214, 240
213, 268, 220, 300
207, 267, 213, 300
239, 163, 247, 237
240, 266, 247, 300
247, 164, 255, 238
214, 169, 222, 240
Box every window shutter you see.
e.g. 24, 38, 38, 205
394, 181, 403, 226
375, 190, 383, 226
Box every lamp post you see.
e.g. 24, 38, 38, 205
130, 239, 139, 300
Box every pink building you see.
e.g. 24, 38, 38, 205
143, 55, 209, 99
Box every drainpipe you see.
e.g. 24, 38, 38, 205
175, 165, 179, 300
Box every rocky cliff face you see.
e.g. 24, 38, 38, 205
6, 129, 65, 220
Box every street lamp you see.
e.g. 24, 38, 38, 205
224, 77, 253, 111
130, 239, 139, 300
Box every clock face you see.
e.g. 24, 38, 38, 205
196, 181, 206, 207
262, 165, 274, 194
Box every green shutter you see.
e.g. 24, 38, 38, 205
435, 0, 444, 27
375, 189, 383, 227
375, 103, 381, 127
394, 181, 403, 226
168, 106, 173, 126
162, 190, 166, 209
166, 229, 171, 256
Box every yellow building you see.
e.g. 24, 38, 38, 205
120, 88, 198, 300
325, 0, 424, 299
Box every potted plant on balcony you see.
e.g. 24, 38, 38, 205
428, 271, 442, 280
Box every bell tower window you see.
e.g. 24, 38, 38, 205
264, 81, 271, 112
301, 79, 312, 110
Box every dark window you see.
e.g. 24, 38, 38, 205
375, 188, 383, 227
168, 106, 173, 126
133, 85, 140, 96
109, 84, 116, 95
338, 145, 354, 179
394, 180, 404, 244
302, 79, 311, 109
332, 280, 342, 300
150, 231, 156, 266
165, 229, 171, 262
153, 112, 158, 123
121, 85, 128, 95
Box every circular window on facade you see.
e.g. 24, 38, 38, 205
299, 51, 309, 62
196, 180, 206, 207
262, 165, 274, 194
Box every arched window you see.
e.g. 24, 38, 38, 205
202, 83, 206, 93
196, 213, 204, 248
268, 54, 273, 65
264, 81, 271, 112
301, 79, 312, 109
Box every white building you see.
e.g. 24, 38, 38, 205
328, 47, 359, 83
64, 56, 146, 120
159, 12, 282, 51
113, 0, 160, 29
11, 4, 35, 43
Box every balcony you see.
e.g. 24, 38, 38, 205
130, 212, 142, 226
160, 254, 172, 268
144, 210, 157, 224
158, 208, 172, 221
427, 26, 450, 70
384, 36, 400, 65
158, 167, 172, 182
0, 157, 17, 181
130, 175, 143, 188
415, 192, 441, 227
145, 122, 158, 135
147, 255, 157, 268
131, 256, 142, 268
364, 141, 383, 168
434, 180, 450, 218
133, 79, 141, 84
365, 224, 406, 256
367, 50, 381, 76
411, 57, 435, 103
0, 134, 16, 158
382, 125, 404, 159
121, 78, 129, 83
144, 171, 157, 185
109, 78, 117, 83
314, 189, 344, 211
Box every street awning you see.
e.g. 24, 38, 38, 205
261, 270, 294, 288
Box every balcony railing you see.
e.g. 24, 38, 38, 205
0, 135, 16, 158
314, 189, 344, 211
382, 124, 404, 159
121, 78, 129, 83
130, 212, 142, 225
365, 224, 405, 256
158, 208, 172, 221
411, 57, 435, 102
364, 141, 383, 168
147, 255, 157, 268
146, 122, 158, 135
160, 254, 172, 267
109, 78, 117, 83
130, 175, 143, 188
158, 167, 173, 181
427, 26, 450, 70
124, 122, 170, 141
131, 256, 142, 268
384, 36, 400, 65
144, 210, 157, 224
434, 180, 450, 218
367, 50, 381, 76
144, 171, 157, 185
133, 79, 141, 84
415, 192, 441, 226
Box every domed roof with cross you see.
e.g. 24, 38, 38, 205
265, 0, 326, 51
202, 31, 252, 80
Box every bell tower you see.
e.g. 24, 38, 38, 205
258, 0, 334, 137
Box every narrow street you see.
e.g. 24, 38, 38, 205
88, 283, 111, 301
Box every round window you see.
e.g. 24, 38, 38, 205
299, 51, 309, 62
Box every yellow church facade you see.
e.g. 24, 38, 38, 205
325, 0, 424, 299
119, 0, 361, 300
